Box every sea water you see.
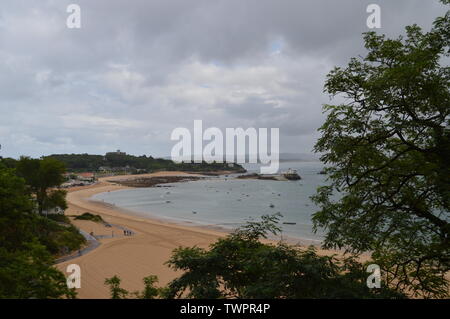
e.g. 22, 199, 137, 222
92, 161, 328, 243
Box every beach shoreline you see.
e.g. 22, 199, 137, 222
67, 171, 235, 238
56, 171, 342, 299
56, 171, 232, 298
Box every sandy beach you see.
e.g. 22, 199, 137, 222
56, 172, 229, 298
56, 171, 340, 299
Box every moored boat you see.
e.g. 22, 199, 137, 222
283, 169, 301, 180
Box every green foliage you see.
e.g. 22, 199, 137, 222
131, 276, 161, 299
141, 275, 160, 299
104, 275, 129, 299
45, 153, 245, 173
103, 215, 403, 299
0, 242, 76, 299
164, 215, 402, 299
16, 157, 67, 214
36, 219, 86, 256
104, 275, 165, 299
46, 154, 105, 171
312, 6, 449, 298
0, 157, 18, 169
74, 212, 104, 223
0, 168, 35, 250
0, 167, 79, 298
233, 213, 282, 241
0, 166, 85, 255
47, 213, 71, 224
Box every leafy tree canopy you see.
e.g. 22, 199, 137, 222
111, 214, 401, 299
0, 165, 79, 298
45, 153, 245, 173
312, 4, 449, 298
16, 157, 67, 214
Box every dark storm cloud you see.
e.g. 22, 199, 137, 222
0, 0, 447, 157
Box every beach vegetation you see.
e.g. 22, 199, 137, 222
74, 212, 104, 223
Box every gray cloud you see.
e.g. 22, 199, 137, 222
0, 0, 447, 158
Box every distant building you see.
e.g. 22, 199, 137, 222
106, 150, 126, 156
41, 206, 65, 216
77, 172, 96, 182
78, 172, 95, 179
61, 172, 96, 188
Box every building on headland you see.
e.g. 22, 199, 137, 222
106, 149, 126, 156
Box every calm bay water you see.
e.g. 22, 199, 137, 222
92, 161, 327, 242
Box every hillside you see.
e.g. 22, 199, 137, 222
45, 152, 246, 174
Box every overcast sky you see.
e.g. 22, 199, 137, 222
0, 0, 447, 158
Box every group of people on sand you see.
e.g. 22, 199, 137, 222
123, 230, 132, 236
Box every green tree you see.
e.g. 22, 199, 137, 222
104, 275, 164, 299
140, 275, 160, 299
0, 166, 76, 298
127, 275, 162, 299
0, 157, 18, 169
103, 215, 403, 299
16, 157, 67, 215
312, 3, 449, 298
0, 166, 34, 250
0, 243, 76, 299
104, 275, 129, 299
163, 214, 402, 299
